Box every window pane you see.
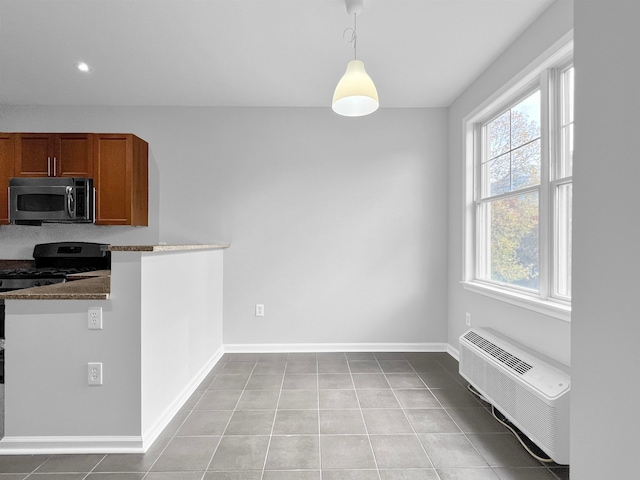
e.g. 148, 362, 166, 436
487, 111, 511, 159
483, 89, 541, 199
560, 123, 573, 178
511, 139, 541, 190
483, 192, 539, 290
511, 91, 541, 149
559, 66, 574, 178
483, 153, 511, 197
562, 67, 574, 125
555, 183, 572, 298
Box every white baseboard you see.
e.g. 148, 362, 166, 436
447, 343, 460, 360
141, 345, 225, 451
0, 436, 144, 455
223, 342, 450, 353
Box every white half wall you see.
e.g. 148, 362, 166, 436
0, 107, 448, 346
447, 0, 574, 366
139, 249, 224, 445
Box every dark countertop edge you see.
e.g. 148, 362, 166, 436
109, 244, 230, 252
0, 276, 110, 301
0, 293, 110, 300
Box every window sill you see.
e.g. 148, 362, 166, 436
461, 281, 571, 322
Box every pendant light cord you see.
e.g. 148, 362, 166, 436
353, 13, 357, 60
343, 13, 358, 60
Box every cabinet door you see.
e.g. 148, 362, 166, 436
0, 133, 15, 224
94, 134, 132, 225
16, 133, 54, 176
56, 133, 93, 177
94, 133, 148, 226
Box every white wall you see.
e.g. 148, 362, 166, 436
140, 249, 224, 444
4, 297, 141, 441
0, 107, 449, 347
447, 0, 574, 365
571, 1, 640, 478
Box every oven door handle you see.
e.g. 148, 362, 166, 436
66, 186, 75, 218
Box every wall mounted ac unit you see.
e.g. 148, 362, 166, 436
459, 327, 570, 465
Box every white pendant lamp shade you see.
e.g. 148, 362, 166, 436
332, 60, 379, 117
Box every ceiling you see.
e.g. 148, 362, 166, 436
0, 0, 555, 108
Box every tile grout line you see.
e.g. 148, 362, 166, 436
259, 356, 288, 480
316, 353, 322, 480
418, 355, 495, 475
374, 354, 441, 480
409, 355, 499, 476
347, 353, 383, 480
21, 455, 53, 480
200, 361, 257, 479
144, 360, 252, 480
140, 370, 217, 480
80, 454, 108, 480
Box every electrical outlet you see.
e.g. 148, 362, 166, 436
88, 307, 103, 330
255, 304, 265, 317
465, 312, 471, 327
88, 362, 103, 386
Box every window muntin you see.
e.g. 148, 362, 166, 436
554, 182, 572, 298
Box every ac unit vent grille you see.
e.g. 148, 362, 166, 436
463, 331, 533, 375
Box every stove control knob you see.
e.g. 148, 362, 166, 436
34, 281, 41, 287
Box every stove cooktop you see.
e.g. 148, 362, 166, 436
0, 267, 96, 278
0, 276, 66, 292
0, 242, 110, 293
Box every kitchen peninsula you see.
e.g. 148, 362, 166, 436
0, 243, 229, 454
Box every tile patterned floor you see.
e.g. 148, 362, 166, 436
0, 352, 570, 479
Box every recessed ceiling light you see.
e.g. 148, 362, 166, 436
77, 62, 90, 72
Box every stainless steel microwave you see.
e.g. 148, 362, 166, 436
8, 177, 95, 225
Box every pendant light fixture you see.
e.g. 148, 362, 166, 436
332, 0, 379, 117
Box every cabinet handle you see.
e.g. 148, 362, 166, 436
47, 157, 51, 176
53, 157, 57, 176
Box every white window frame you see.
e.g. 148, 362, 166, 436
462, 34, 573, 322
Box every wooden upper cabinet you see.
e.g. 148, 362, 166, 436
57, 134, 94, 177
16, 133, 52, 176
0, 133, 16, 225
16, 133, 93, 177
2, 132, 148, 227
94, 134, 148, 226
